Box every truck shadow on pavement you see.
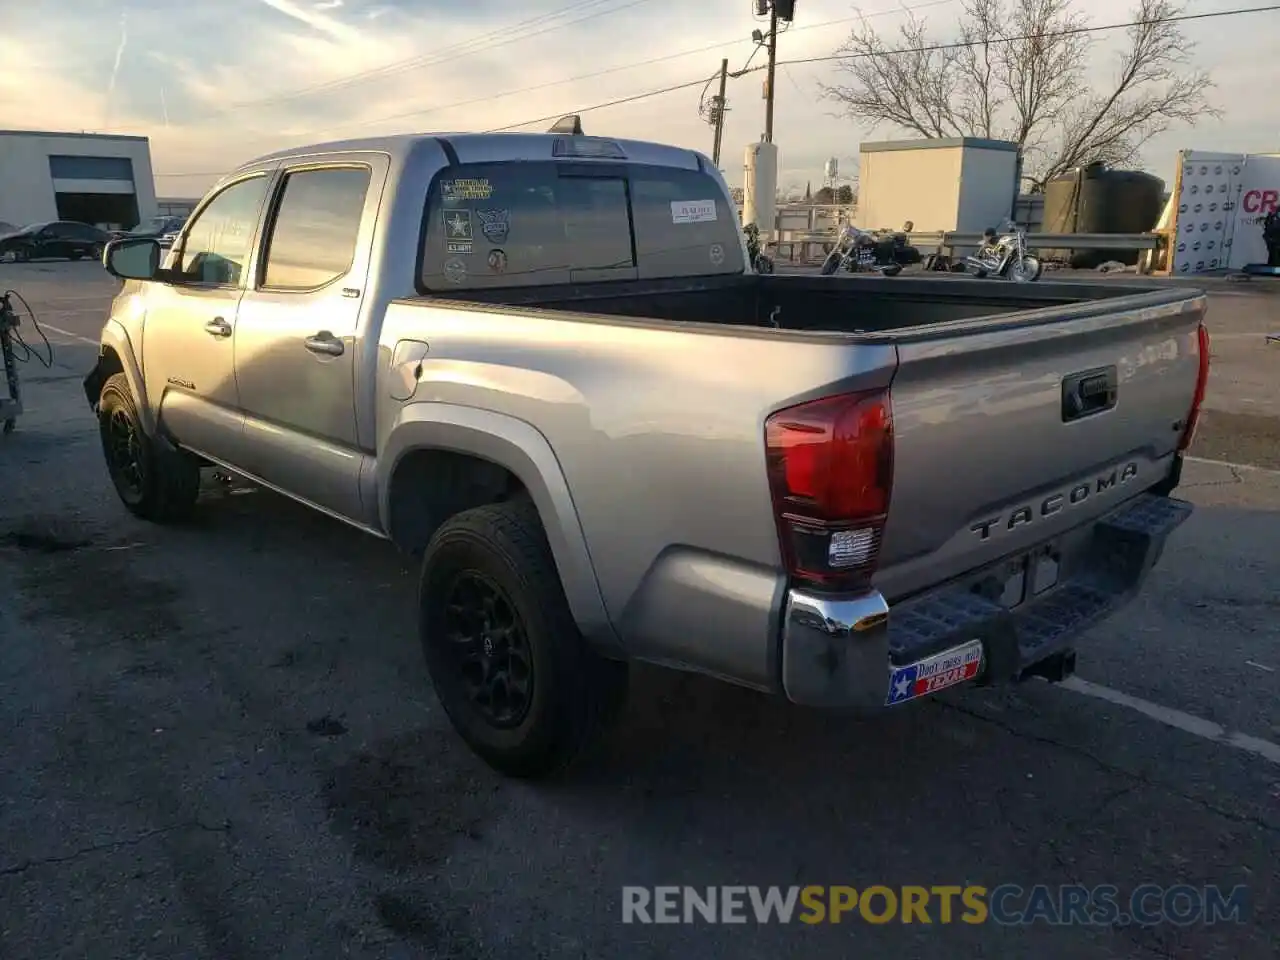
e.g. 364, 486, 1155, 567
2, 473, 1276, 959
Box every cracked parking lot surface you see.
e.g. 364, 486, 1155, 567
1, 262, 1278, 958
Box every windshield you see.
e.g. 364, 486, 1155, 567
130, 216, 180, 235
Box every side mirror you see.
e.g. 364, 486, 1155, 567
103, 237, 161, 280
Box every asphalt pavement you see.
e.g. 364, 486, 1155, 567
1, 260, 1278, 959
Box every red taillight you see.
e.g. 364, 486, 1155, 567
1177, 322, 1210, 452
764, 389, 894, 593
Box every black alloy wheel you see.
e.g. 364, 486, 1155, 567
442, 570, 534, 729
418, 500, 629, 778
95, 372, 201, 522
105, 405, 147, 505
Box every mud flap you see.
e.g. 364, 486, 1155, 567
83, 359, 105, 410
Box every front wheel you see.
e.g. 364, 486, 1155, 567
97, 373, 201, 523
820, 250, 841, 276
1009, 255, 1043, 282
419, 500, 629, 779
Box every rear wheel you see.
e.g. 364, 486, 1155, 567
881, 263, 903, 277
97, 373, 201, 523
419, 500, 628, 779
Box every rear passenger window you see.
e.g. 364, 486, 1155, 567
419, 160, 742, 291
629, 168, 743, 278
262, 166, 370, 291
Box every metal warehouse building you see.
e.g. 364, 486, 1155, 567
0, 130, 158, 232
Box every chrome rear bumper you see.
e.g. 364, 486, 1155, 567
780, 492, 1194, 711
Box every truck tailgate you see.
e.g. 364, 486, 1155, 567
874, 289, 1206, 602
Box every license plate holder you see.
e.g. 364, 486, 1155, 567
994, 542, 1062, 609
886, 639, 984, 706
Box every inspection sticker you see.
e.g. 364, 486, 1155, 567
671, 199, 717, 224
885, 639, 983, 706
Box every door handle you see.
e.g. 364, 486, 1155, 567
304, 332, 345, 357
204, 317, 232, 338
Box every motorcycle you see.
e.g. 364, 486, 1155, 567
820, 224, 904, 277
963, 220, 1043, 282
743, 222, 775, 274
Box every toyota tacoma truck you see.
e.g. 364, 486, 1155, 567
85, 130, 1208, 778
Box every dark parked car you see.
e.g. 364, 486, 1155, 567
125, 214, 188, 249
0, 220, 113, 262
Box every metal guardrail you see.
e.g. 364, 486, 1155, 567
779, 231, 1162, 252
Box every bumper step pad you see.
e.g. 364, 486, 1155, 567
886, 493, 1194, 683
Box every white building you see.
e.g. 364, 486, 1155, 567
0, 130, 158, 232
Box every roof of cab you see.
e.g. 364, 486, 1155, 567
233, 132, 708, 176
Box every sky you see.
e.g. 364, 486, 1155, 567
2, 0, 1276, 200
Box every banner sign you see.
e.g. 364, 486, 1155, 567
1170, 151, 1280, 274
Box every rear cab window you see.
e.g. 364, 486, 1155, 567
419, 160, 743, 290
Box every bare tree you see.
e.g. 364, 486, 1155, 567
819, 0, 1218, 190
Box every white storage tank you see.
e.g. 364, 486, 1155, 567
743, 141, 779, 236
858, 137, 1020, 253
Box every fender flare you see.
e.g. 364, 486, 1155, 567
92, 318, 156, 436
378, 402, 616, 648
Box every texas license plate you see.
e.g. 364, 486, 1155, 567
885, 639, 984, 706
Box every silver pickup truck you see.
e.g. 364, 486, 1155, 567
86, 131, 1208, 778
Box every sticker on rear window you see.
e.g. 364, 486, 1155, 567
443, 258, 467, 283
444, 209, 473, 254
671, 200, 717, 224
442, 178, 493, 201
477, 208, 510, 244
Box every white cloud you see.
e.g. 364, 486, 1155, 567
254, 0, 360, 41
5, 0, 1274, 199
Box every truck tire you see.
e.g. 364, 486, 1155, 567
97, 373, 201, 523
418, 500, 628, 779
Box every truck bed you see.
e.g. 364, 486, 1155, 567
437, 272, 1168, 335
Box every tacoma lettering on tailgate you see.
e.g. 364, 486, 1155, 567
969, 462, 1139, 541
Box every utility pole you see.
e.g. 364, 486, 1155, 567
764, 4, 778, 143
712, 58, 729, 165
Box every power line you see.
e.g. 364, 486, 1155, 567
208, 0, 661, 118
483, 77, 716, 133
484, 5, 1280, 133
156, 3, 1276, 179
774, 3, 1280, 68
283, 0, 956, 140
328, 36, 756, 136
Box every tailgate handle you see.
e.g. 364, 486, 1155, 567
1062, 366, 1117, 421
